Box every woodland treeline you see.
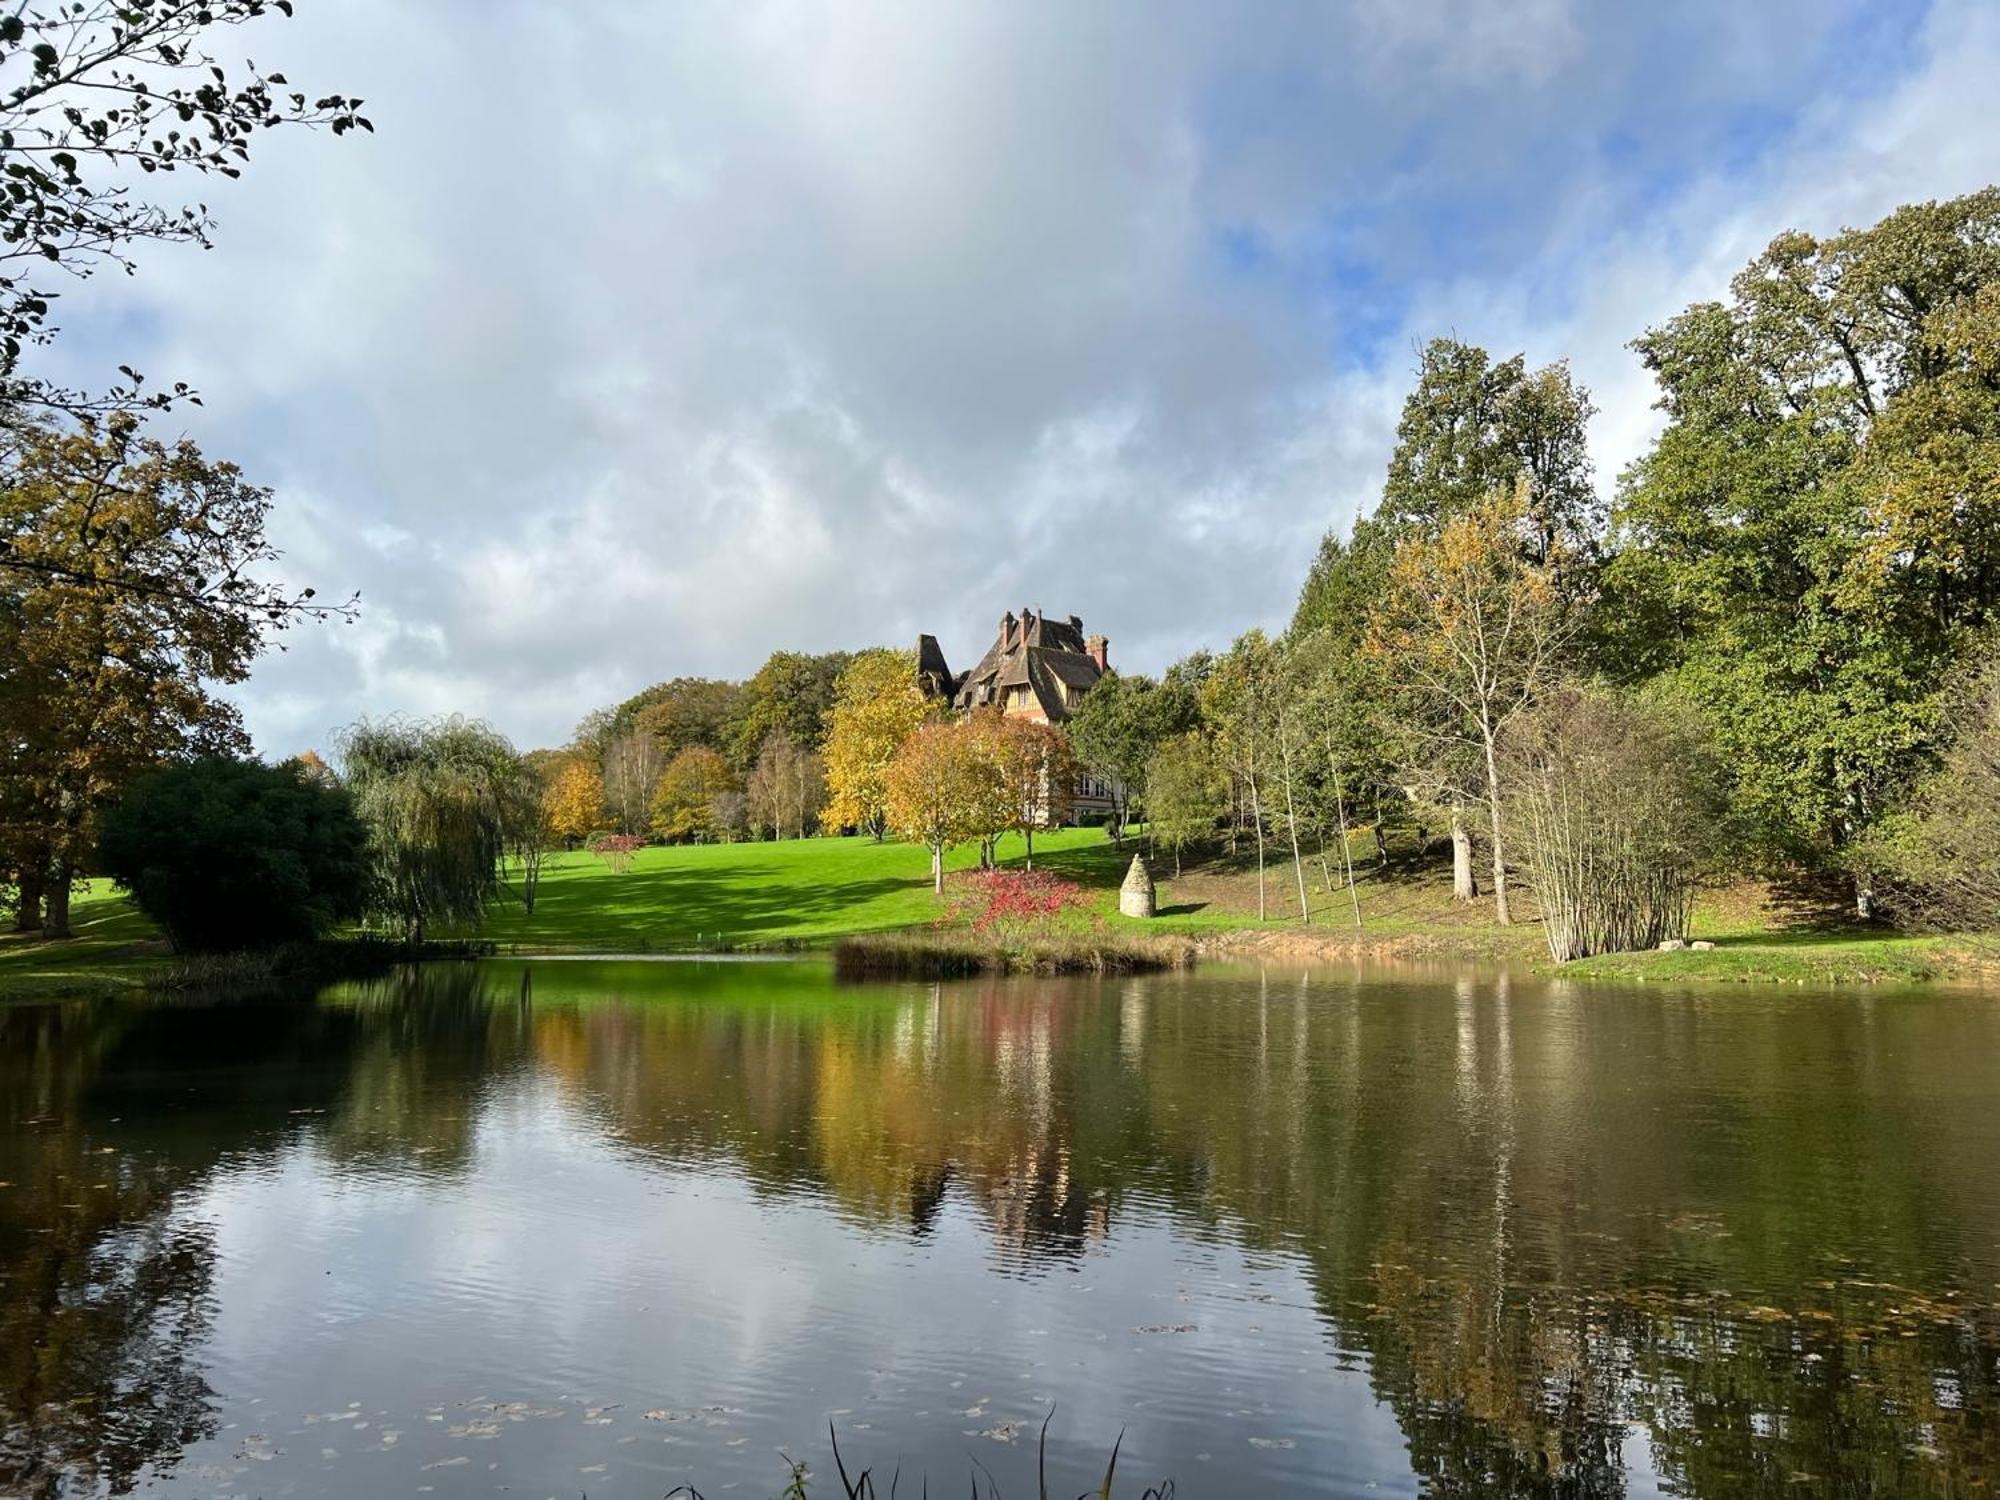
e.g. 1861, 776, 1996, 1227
512, 188, 2000, 957
0, 2, 1992, 963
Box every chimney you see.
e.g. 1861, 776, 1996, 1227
1000, 610, 1016, 644
1086, 634, 1108, 671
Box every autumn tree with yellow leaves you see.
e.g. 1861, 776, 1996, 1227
545, 759, 605, 846
884, 721, 989, 894
822, 649, 938, 839
1364, 484, 1573, 925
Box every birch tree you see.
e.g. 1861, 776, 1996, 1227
1364, 484, 1573, 925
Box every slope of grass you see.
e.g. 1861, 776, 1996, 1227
4, 828, 1989, 994
0, 881, 170, 999
477, 827, 1139, 951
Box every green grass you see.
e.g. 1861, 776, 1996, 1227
4, 828, 1990, 995
0, 881, 170, 999
477, 826, 1152, 951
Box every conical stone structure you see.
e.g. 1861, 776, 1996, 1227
1119, 854, 1156, 919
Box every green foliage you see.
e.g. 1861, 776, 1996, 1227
1144, 732, 1226, 873
621, 677, 744, 758
1379, 336, 1598, 562
1289, 514, 1396, 646
335, 716, 521, 944
1067, 670, 1198, 827
96, 756, 369, 952
728, 650, 856, 768
1607, 188, 2000, 877
1864, 657, 2000, 933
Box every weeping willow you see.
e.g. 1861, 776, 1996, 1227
336, 716, 520, 944
1502, 686, 1721, 963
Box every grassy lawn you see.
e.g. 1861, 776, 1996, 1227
478, 826, 1161, 951
0, 881, 170, 999
3, 827, 1989, 995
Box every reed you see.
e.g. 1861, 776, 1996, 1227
669, 1416, 1176, 1498
833, 931, 1196, 981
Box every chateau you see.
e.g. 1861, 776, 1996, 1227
915, 608, 1118, 819
917, 608, 1108, 724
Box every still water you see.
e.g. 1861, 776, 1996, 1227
2, 959, 1997, 1498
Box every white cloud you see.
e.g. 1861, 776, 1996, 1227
32, 0, 2000, 753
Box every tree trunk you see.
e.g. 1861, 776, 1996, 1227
13, 865, 43, 932
931, 844, 944, 895
1333, 770, 1362, 930
1247, 770, 1267, 921
41, 872, 71, 940
1451, 805, 1478, 902
1854, 870, 1876, 922
1279, 724, 1310, 925
1480, 723, 1512, 926
1024, 827, 1034, 871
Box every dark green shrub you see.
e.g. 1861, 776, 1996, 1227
98, 756, 371, 952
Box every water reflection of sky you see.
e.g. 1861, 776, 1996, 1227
183, 1081, 1424, 1496
4, 961, 1997, 1497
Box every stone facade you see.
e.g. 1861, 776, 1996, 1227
1119, 855, 1156, 919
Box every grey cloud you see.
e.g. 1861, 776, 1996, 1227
30, 0, 2000, 754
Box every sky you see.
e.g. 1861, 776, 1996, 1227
38, 0, 2000, 755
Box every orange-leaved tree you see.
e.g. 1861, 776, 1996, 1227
884, 720, 987, 894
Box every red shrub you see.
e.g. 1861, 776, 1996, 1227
588, 833, 647, 874
947, 868, 1090, 941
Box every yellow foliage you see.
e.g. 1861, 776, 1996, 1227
822, 649, 939, 835
546, 759, 604, 845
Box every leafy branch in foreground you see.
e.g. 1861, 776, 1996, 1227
0, 0, 369, 414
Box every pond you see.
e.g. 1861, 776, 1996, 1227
2, 959, 1997, 1497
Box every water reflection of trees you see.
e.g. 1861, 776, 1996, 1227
0, 995, 349, 1496
0, 972, 532, 1496
3, 964, 1997, 1496
485, 961, 2000, 1497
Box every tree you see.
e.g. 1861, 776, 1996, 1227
650, 746, 736, 842
335, 716, 520, 945
95, 755, 369, 951
1605, 190, 2000, 910
822, 648, 936, 838
1866, 658, 2000, 935
1201, 632, 1281, 920
1364, 485, 1573, 925
497, 759, 555, 915
884, 720, 983, 895
0, 419, 288, 936
626, 677, 743, 759
1499, 684, 1724, 961
0, 2, 368, 420
746, 731, 826, 841
545, 759, 604, 846
1146, 733, 1225, 876
601, 727, 664, 836
727, 649, 854, 768
989, 715, 1077, 870
1067, 670, 1197, 836
1380, 336, 1599, 566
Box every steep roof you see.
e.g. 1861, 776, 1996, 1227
949, 608, 1105, 721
